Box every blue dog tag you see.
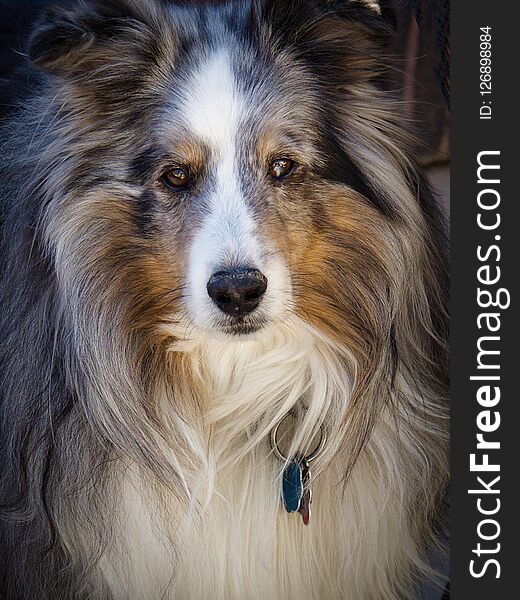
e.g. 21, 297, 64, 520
271, 419, 324, 525
281, 458, 312, 524
282, 460, 303, 513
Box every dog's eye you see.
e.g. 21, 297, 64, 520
269, 158, 295, 179
161, 167, 190, 190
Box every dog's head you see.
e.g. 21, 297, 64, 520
26, 0, 444, 378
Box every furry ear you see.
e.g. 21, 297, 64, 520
348, 0, 382, 15
27, 0, 152, 73
324, 0, 396, 35
27, 6, 95, 72
259, 0, 394, 46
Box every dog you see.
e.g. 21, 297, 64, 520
0, 1, 449, 598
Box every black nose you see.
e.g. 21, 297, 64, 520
207, 268, 268, 316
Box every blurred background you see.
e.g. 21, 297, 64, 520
384, 0, 450, 215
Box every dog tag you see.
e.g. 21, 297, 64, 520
271, 418, 324, 526
281, 457, 312, 525
298, 487, 312, 525
282, 460, 303, 513
298, 461, 312, 526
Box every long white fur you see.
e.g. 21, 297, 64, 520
93, 314, 436, 600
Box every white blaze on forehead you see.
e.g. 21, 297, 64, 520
181, 47, 257, 256
180, 48, 291, 330
181, 49, 245, 158
181, 49, 255, 321
181, 47, 248, 206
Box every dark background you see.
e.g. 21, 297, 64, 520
451, 0, 518, 598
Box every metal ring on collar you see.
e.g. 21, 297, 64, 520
270, 413, 326, 463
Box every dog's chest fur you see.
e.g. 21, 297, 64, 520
102, 452, 411, 600
96, 323, 419, 600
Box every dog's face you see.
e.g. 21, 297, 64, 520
149, 45, 318, 336
29, 0, 425, 356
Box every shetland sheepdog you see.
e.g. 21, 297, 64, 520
0, 1, 449, 598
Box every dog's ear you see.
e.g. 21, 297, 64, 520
338, 0, 382, 15
28, 6, 95, 72
27, 0, 154, 73
323, 0, 397, 36
258, 0, 395, 45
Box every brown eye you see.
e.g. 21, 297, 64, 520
161, 166, 190, 190
269, 158, 295, 179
